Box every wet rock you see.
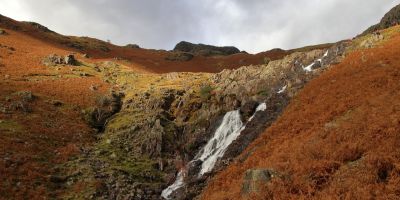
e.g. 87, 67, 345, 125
240, 100, 259, 121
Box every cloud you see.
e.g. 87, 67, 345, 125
0, 0, 398, 53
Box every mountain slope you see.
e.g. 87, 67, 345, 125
363, 4, 400, 34
0, 14, 332, 73
1, 4, 400, 199
201, 25, 400, 200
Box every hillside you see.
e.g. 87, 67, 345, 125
1, 3, 400, 200
0, 14, 329, 74
363, 4, 400, 34
201, 25, 400, 200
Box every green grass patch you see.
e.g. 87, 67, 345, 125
0, 120, 24, 134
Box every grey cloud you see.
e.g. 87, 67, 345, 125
0, 0, 399, 53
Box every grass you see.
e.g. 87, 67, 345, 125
0, 120, 24, 133
201, 26, 400, 200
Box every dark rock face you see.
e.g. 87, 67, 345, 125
173, 41, 240, 56
222, 94, 289, 165
240, 100, 259, 121
65, 54, 78, 65
125, 44, 140, 49
363, 4, 400, 34
84, 92, 124, 131
165, 51, 194, 61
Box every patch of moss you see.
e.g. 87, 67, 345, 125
200, 84, 214, 100
0, 120, 24, 133
257, 90, 269, 96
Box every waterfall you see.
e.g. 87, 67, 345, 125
161, 103, 267, 199
161, 171, 185, 199
196, 110, 244, 175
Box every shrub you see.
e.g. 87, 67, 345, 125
200, 85, 214, 100
263, 57, 271, 65
257, 90, 269, 96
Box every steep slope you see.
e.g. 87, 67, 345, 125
0, 27, 113, 198
201, 25, 400, 200
0, 15, 334, 199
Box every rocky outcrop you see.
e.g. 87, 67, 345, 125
125, 44, 140, 49
23, 21, 53, 33
363, 3, 400, 34
159, 41, 350, 200
165, 51, 194, 61
64, 40, 349, 200
83, 91, 124, 131
173, 41, 240, 56
42, 54, 78, 66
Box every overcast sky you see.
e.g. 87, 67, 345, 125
0, 0, 399, 53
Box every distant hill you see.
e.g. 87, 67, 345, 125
363, 3, 400, 34
173, 41, 241, 56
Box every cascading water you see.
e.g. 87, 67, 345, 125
161, 103, 267, 199
161, 171, 185, 199
196, 110, 244, 175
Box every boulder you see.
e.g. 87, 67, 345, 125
0, 29, 6, 35
42, 54, 64, 66
242, 169, 280, 195
64, 54, 77, 65
42, 54, 78, 66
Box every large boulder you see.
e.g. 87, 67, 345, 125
173, 41, 240, 56
64, 54, 78, 65
242, 169, 280, 195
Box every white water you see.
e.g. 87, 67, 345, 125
277, 85, 287, 94
161, 171, 185, 199
161, 103, 267, 199
303, 50, 329, 72
248, 103, 267, 122
197, 102, 267, 176
197, 110, 245, 175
